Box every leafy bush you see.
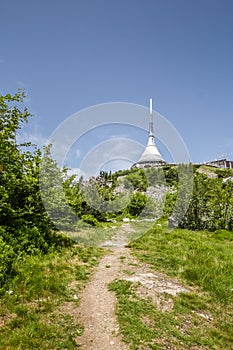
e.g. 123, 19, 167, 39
125, 192, 148, 217
179, 173, 233, 231
164, 166, 179, 186
145, 166, 165, 186
81, 214, 99, 226
0, 91, 73, 288
0, 230, 15, 289
126, 169, 148, 191
215, 168, 233, 178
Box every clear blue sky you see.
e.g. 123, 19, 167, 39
1, 0, 233, 171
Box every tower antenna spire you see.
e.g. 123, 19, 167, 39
149, 98, 153, 136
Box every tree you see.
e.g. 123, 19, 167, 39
179, 173, 233, 231
39, 145, 78, 230
168, 163, 193, 227
126, 192, 148, 217
0, 91, 69, 255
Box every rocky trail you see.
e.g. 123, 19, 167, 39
76, 224, 189, 349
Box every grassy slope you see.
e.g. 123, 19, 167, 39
0, 244, 104, 350
109, 220, 233, 349
1, 220, 232, 349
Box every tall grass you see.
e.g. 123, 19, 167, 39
0, 244, 103, 349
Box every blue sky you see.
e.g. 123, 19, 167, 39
1, 0, 233, 175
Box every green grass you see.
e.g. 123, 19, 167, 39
62, 223, 117, 246
129, 221, 233, 305
0, 244, 103, 349
64, 221, 153, 247
2, 221, 232, 349
109, 280, 221, 349
128, 221, 155, 241
109, 220, 233, 349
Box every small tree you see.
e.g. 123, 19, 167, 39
0, 91, 69, 254
126, 192, 148, 217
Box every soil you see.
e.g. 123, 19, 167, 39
76, 223, 189, 349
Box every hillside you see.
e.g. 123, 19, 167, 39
66, 163, 233, 234
0, 92, 232, 349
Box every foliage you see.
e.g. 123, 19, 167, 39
215, 167, 233, 178
118, 222, 233, 349
0, 91, 73, 288
0, 244, 103, 349
180, 173, 233, 231
125, 169, 148, 191
64, 177, 109, 223
167, 163, 194, 227
163, 165, 179, 186
144, 166, 165, 187
0, 233, 15, 289
63, 159, 233, 233
163, 191, 177, 216
81, 214, 99, 226
40, 145, 78, 230
125, 192, 148, 217
64, 169, 149, 221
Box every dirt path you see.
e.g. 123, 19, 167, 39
76, 223, 188, 349
77, 224, 131, 349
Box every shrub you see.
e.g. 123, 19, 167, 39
81, 214, 99, 226
125, 192, 148, 217
0, 229, 15, 289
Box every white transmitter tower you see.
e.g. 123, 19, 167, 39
132, 98, 166, 168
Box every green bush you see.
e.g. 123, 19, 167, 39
180, 174, 233, 231
126, 169, 148, 191
125, 192, 148, 217
81, 214, 99, 226
0, 230, 15, 288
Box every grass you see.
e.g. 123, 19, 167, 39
1, 220, 232, 349
129, 220, 233, 305
62, 222, 118, 246
109, 219, 233, 349
109, 280, 219, 349
64, 221, 153, 247
127, 221, 154, 242
0, 244, 103, 349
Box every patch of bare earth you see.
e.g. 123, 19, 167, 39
0, 312, 16, 328
76, 223, 189, 349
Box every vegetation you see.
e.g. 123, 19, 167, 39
0, 91, 75, 289
1, 90, 233, 348
0, 245, 103, 349
69, 163, 233, 233
110, 220, 233, 349
0, 91, 120, 347
180, 172, 233, 231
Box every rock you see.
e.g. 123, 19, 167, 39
123, 217, 130, 222
168, 216, 178, 228
6, 290, 13, 295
